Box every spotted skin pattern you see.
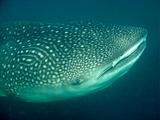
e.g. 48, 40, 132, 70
0, 22, 147, 101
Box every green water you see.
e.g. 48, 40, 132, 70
0, 0, 159, 120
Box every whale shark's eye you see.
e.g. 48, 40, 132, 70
71, 78, 85, 86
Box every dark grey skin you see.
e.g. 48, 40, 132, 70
0, 22, 147, 102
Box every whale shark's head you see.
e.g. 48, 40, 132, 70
0, 22, 147, 102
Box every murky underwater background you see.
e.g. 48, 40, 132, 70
0, 0, 159, 120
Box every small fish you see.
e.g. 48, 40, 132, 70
0, 21, 147, 102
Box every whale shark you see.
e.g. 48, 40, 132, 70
0, 21, 147, 102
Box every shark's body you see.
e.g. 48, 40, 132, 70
0, 22, 147, 102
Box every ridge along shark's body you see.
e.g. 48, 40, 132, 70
0, 21, 147, 102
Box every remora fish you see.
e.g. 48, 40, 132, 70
0, 22, 147, 102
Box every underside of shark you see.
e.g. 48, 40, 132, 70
0, 21, 147, 102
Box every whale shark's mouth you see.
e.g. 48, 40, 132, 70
97, 36, 147, 80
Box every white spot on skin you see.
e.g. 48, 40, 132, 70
50, 42, 53, 44
60, 45, 64, 47
52, 53, 56, 57
41, 31, 45, 33
40, 81, 43, 84
26, 59, 32, 62
39, 70, 42, 73
30, 67, 33, 70
57, 40, 61, 43
20, 50, 24, 53
48, 38, 52, 41
51, 66, 55, 70
35, 63, 38, 67
56, 58, 59, 61
49, 49, 53, 53
47, 72, 50, 75
3, 36, 6, 39
22, 26, 25, 29
65, 31, 68, 34
17, 58, 20, 62
20, 66, 23, 69
12, 65, 15, 68
48, 79, 52, 83
52, 75, 56, 78
27, 40, 31, 42
43, 65, 47, 68
40, 26, 44, 29
6, 27, 9, 31
42, 75, 45, 78
62, 61, 65, 64
2, 75, 5, 78
22, 58, 26, 61
31, 50, 36, 53
44, 58, 48, 62
81, 45, 84, 47
7, 64, 10, 68
82, 31, 86, 34
9, 31, 12, 34
45, 46, 50, 49
25, 68, 28, 71
19, 42, 22, 45
64, 48, 68, 51
36, 43, 40, 46
3, 64, 6, 68
57, 78, 60, 82
55, 30, 59, 33
38, 52, 44, 58
75, 27, 79, 30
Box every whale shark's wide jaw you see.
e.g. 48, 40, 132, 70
97, 36, 147, 80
